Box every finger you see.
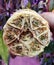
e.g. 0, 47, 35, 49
50, 32, 53, 41
41, 12, 54, 30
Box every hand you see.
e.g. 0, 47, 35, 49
41, 12, 54, 40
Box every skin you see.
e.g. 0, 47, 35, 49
9, 12, 54, 65
41, 12, 54, 39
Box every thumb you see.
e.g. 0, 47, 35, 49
41, 12, 54, 30
41, 12, 54, 39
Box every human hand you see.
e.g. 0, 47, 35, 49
41, 12, 54, 40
